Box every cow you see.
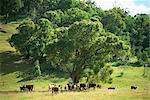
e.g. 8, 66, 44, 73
26, 85, 33, 91
131, 86, 137, 90
108, 87, 115, 90
20, 85, 33, 92
52, 87, 59, 94
88, 83, 97, 89
67, 84, 72, 90
48, 84, 54, 91
20, 85, 26, 91
79, 83, 87, 90
58, 85, 62, 92
97, 84, 101, 88
64, 86, 67, 91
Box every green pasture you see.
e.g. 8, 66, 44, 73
0, 23, 150, 100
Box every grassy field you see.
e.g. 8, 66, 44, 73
0, 23, 150, 100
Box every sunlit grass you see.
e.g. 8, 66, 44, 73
0, 23, 18, 52
0, 89, 149, 100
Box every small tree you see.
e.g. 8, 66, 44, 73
34, 60, 41, 76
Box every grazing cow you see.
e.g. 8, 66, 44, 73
58, 85, 62, 91
48, 84, 54, 91
26, 85, 33, 91
67, 84, 72, 90
71, 84, 75, 90
64, 86, 67, 91
131, 86, 137, 90
88, 83, 97, 89
20, 85, 26, 91
97, 84, 101, 88
79, 83, 87, 90
52, 87, 59, 94
108, 87, 115, 90
75, 84, 80, 90
20, 85, 33, 92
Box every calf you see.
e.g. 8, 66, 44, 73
108, 87, 115, 90
131, 86, 137, 90
52, 87, 59, 94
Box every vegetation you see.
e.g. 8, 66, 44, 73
0, 23, 149, 99
0, 1, 149, 99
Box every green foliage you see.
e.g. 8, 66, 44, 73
9, 18, 56, 76
9, 18, 35, 58
0, 0, 22, 23
3, 0, 149, 83
131, 14, 150, 64
34, 60, 41, 76
61, 8, 90, 26
44, 10, 64, 27
98, 65, 113, 83
102, 7, 126, 34
47, 19, 129, 83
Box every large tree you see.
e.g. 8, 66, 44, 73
47, 19, 130, 83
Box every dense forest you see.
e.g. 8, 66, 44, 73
0, 0, 149, 84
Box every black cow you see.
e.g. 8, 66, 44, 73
97, 84, 101, 88
20, 85, 33, 91
20, 85, 26, 91
108, 87, 115, 90
52, 87, 59, 94
64, 86, 67, 91
79, 83, 87, 90
131, 86, 137, 90
26, 85, 33, 91
67, 84, 72, 90
88, 83, 97, 89
67, 84, 77, 91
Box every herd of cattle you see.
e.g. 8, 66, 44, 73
20, 83, 138, 94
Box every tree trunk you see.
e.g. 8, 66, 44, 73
71, 71, 80, 84
5, 13, 8, 24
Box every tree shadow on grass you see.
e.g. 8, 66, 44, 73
0, 51, 32, 75
0, 51, 69, 83
0, 51, 35, 83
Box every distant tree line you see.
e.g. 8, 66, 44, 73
0, 0, 149, 84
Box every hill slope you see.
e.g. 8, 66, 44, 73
0, 23, 150, 100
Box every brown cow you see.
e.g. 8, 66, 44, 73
26, 85, 33, 91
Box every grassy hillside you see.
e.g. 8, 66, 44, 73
0, 23, 150, 100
